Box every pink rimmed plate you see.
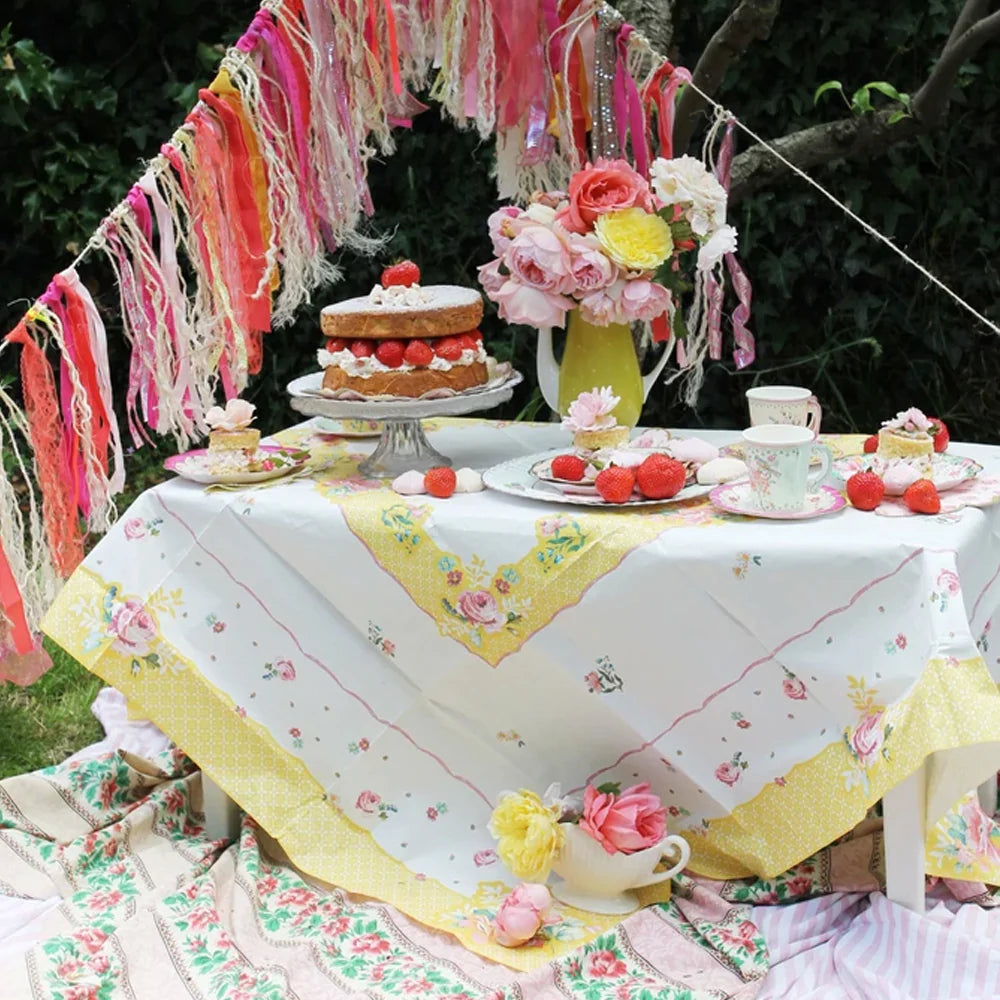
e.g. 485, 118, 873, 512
710, 482, 846, 520
831, 452, 982, 495
165, 444, 308, 485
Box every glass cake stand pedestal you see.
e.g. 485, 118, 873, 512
286, 370, 523, 478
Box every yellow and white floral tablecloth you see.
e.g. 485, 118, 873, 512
42, 418, 1000, 969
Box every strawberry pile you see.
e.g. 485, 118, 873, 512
846, 470, 941, 515
324, 330, 482, 369
546, 452, 691, 504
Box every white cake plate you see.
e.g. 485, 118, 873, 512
287, 369, 523, 477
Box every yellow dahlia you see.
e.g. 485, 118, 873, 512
594, 207, 674, 271
488, 790, 565, 882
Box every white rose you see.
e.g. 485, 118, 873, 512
650, 155, 728, 236
697, 224, 739, 271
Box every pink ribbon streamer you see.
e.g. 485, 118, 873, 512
614, 25, 649, 177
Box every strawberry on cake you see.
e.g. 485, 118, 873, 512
318, 261, 492, 398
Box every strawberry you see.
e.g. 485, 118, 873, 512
927, 417, 949, 453
551, 454, 587, 481
845, 471, 885, 511
424, 466, 457, 498
457, 333, 478, 353
903, 479, 941, 515
595, 466, 636, 504
635, 454, 687, 499
325, 337, 349, 353
375, 339, 406, 368
434, 337, 463, 361
403, 339, 434, 367
863, 434, 878, 454
350, 339, 374, 358
381, 260, 421, 288
470, 328, 483, 342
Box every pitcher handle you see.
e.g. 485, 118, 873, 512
630, 835, 691, 889
641, 334, 676, 402
536, 327, 561, 414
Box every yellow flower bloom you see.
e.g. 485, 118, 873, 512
594, 207, 674, 271
488, 790, 565, 882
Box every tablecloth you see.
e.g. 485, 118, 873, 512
42, 418, 1000, 969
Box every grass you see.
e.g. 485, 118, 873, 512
0, 639, 104, 779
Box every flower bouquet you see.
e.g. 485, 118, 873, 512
488, 782, 690, 922
477, 156, 739, 424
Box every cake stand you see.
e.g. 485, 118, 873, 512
287, 369, 523, 477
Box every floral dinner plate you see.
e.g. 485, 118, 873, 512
710, 482, 846, 520
831, 452, 982, 495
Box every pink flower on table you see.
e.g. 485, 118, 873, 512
895, 633, 907, 650
56, 959, 84, 980
446, 569, 463, 586
456, 590, 507, 632
567, 234, 618, 292
355, 790, 380, 814
785, 875, 814, 898
351, 932, 390, 955
493, 278, 573, 329
737, 719, 751, 729
63, 987, 99, 1000
562, 386, 619, 433
275, 658, 296, 681
382, 639, 396, 656
782, 677, 807, 700
539, 516, 568, 538
849, 711, 885, 767
72, 927, 107, 954
289, 727, 301, 739
358, 738, 370, 751
107, 599, 157, 656
492, 883, 552, 947
506, 226, 576, 294
937, 569, 961, 595
473, 849, 497, 867
123, 517, 146, 540
715, 762, 741, 786
494, 578, 510, 594
618, 278, 672, 323
557, 158, 654, 234
579, 782, 666, 855
426, 806, 438, 820
587, 949, 628, 977
584, 671, 601, 693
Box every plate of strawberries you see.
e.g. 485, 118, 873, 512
483, 450, 715, 507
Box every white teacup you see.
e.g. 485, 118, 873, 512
746, 386, 822, 435
550, 823, 690, 915
742, 425, 831, 513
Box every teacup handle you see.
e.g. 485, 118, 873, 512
806, 443, 831, 490
629, 835, 691, 889
806, 396, 823, 437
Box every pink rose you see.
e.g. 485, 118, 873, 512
473, 849, 497, 867
457, 590, 507, 632
785, 875, 814, 897
492, 883, 552, 947
578, 280, 627, 327
506, 226, 576, 294
487, 205, 527, 255
618, 279, 672, 323
477, 258, 507, 296
782, 677, 807, 700
850, 711, 885, 766
355, 790, 380, 814
558, 158, 654, 234
567, 235, 618, 293
584, 671, 601, 693
587, 950, 628, 977
715, 762, 741, 786
579, 782, 667, 855
937, 569, 961, 595
123, 517, 145, 540
275, 658, 296, 681
107, 599, 157, 656
494, 279, 572, 329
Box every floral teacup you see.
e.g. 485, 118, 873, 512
742, 425, 831, 513
746, 386, 822, 436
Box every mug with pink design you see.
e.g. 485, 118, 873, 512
742, 425, 831, 513
746, 385, 822, 436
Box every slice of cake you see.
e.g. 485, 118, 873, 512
206, 399, 260, 455
318, 261, 492, 398
562, 387, 629, 452
877, 407, 934, 476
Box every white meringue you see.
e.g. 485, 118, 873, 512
881, 462, 921, 495
696, 457, 748, 485
667, 437, 720, 465
454, 467, 484, 493
391, 470, 427, 495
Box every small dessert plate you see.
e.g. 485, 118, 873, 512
710, 482, 846, 520
165, 445, 308, 485
831, 453, 982, 495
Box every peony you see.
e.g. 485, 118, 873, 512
492, 883, 552, 947
487, 205, 528, 256
493, 279, 572, 329
456, 590, 507, 632
107, 599, 157, 656
650, 155, 728, 236
782, 677, 807, 700
849, 711, 885, 767
696, 223, 739, 271
477, 258, 507, 296
505, 226, 576, 294
562, 386, 620, 433
578, 782, 667, 855
205, 397, 255, 432
715, 762, 741, 786
558, 158, 654, 234
882, 407, 932, 432
567, 234, 618, 293
578, 280, 628, 327
122, 517, 145, 541
594, 208, 674, 272
489, 790, 565, 881
618, 279, 672, 323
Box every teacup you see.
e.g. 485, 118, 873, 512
746, 386, 822, 436
742, 425, 831, 513
550, 823, 690, 915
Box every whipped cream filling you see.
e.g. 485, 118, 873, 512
317, 344, 487, 378
367, 283, 434, 308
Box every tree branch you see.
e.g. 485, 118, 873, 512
673, 0, 781, 154
947, 0, 994, 49
614, 0, 675, 56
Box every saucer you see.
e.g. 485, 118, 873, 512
710, 482, 846, 520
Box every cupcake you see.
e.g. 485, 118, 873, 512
877, 407, 934, 476
562, 386, 629, 453
205, 398, 261, 455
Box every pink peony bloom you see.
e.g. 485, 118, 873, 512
782, 677, 807, 700
578, 279, 628, 327
579, 781, 667, 855
715, 762, 741, 786
562, 386, 620, 433
477, 258, 507, 296
487, 205, 527, 256
558, 158, 654, 234
506, 226, 576, 294
567, 235, 618, 293
494, 279, 573, 329
618, 279, 672, 323
107, 599, 157, 656
122, 517, 145, 540
456, 590, 507, 632
492, 883, 552, 947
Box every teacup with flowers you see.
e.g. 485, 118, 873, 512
487, 781, 690, 923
